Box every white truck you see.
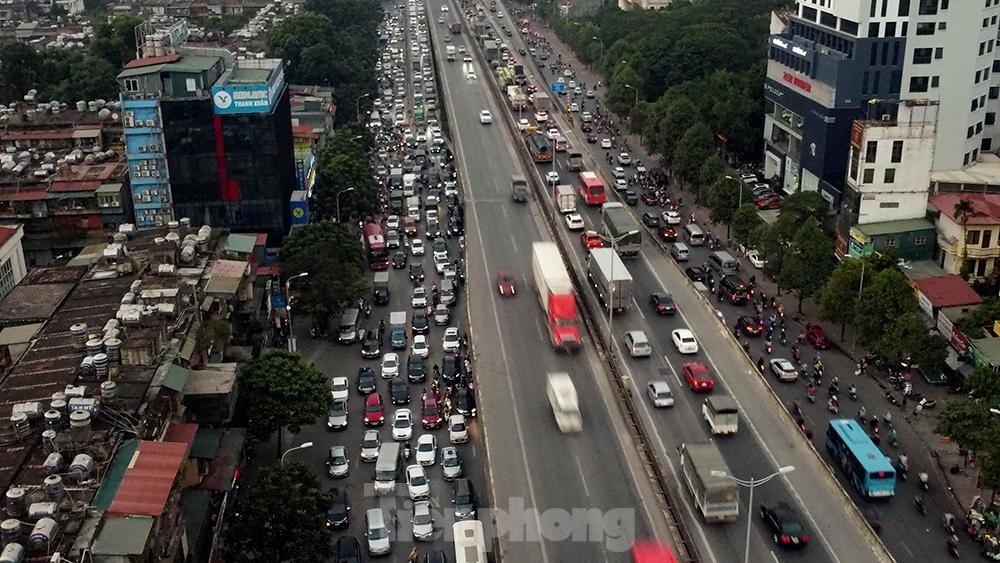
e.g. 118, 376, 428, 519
446, 45, 456, 61
680, 442, 740, 523
554, 184, 576, 214
702, 396, 739, 435
546, 372, 581, 432
389, 311, 407, 329
587, 248, 633, 313
531, 242, 581, 352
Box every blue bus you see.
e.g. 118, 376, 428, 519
825, 419, 896, 498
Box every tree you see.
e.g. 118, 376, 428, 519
0, 42, 40, 102
780, 218, 834, 312
730, 204, 762, 247
314, 153, 378, 221
235, 351, 331, 444
953, 198, 976, 276
876, 312, 944, 371
652, 96, 699, 165
697, 155, 727, 192
671, 122, 715, 192
779, 191, 828, 223
226, 463, 334, 562
704, 177, 739, 233
956, 296, 1000, 335
281, 221, 367, 326
90, 15, 142, 69
854, 269, 917, 345
936, 399, 994, 454
817, 258, 863, 339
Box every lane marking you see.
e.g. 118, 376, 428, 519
662, 356, 684, 388
573, 456, 591, 496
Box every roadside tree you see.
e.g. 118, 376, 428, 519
671, 122, 715, 194
817, 258, 863, 339
282, 221, 367, 327
781, 218, 834, 312
730, 204, 762, 247
854, 269, 917, 345
235, 351, 331, 445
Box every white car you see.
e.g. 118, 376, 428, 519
449, 414, 469, 444
770, 358, 799, 382
360, 429, 380, 461
546, 170, 560, 185
612, 167, 626, 179
411, 238, 425, 256
440, 4, 448, 10
386, 215, 401, 230
614, 178, 628, 192
662, 210, 682, 225
565, 213, 585, 231
618, 152, 632, 165
392, 409, 413, 441
479, 110, 493, 124
406, 464, 430, 500
671, 329, 699, 354
415, 434, 437, 466
458, 45, 466, 53
327, 445, 350, 478
535, 110, 549, 122
466, 70, 477, 80
441, 447, 463, 480
517, 118, 530, 131
412, 335, 429, 358
442, 327, 460, 353
546, 127, 560, 140
381, 353, 400, 378
433, 252, 450, 274
646, 381, 675, 408
330, 376, 349, 401
412, 287, 428, 308
411, 500, 434, 540
601, 138, 612, 149
747, 250, 766, 269
463, 55, 473, 63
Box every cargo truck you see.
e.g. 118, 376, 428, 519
507, 86, 527, 110
567, 151, 584, 172
511, 175, 529, 203
587, 248, 633, 314
533, 92, 551, 111
449, 21, 462, 34
601, 202, 642, 256
680, 443, 740, 523
484, 40, 498, 61
531, 242, 581, 352
702, 396, 739, 435
446, 45, 456, 61
373, 272, 390, 305
546, 372, 581, 432
554, 184, 576, 214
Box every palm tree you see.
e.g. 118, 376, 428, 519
953, 198, 976, 275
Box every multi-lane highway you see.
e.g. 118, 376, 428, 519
451, 4, 893, 563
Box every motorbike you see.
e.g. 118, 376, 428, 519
919, 472, 930, 491
947, 534, 961, 558
897, 454, 910, 480
944, 513, 957, 535
914, 495, 927, 515
806, 384, 817, 403
885, 390, 900, 406
888, 428, 898, 448
827, 396, 840, 415
848, 385, 858, 401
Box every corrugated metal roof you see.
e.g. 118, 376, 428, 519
855, 218, 935, 237
107, 440, 188, 516
163, 422, 199, 454
122, 53, 181, 69
93, 439, 139, 512
224, 233, 257, 255
191, 427, 223, 459
91, 516, 155, 555
117, 63, 168, 79
197, 428, 246, 491
96, 183, 123, 194
913, 275, 983, 309
228, 67, 271, 84
163, 363, 189, 392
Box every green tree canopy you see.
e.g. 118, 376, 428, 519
235, 351, 331, 442
956, 296, 1000, 336
671, 122, 715, 190
652, 96, 699, 164
854, 269, 917, 345
817, 258, 863, 338
281, 221, 367, 324
780, 218, 834, 312
226, 463, 334, 562
730, 204, 762, 247
704, 177, 739, 229
90, 15, 142, 69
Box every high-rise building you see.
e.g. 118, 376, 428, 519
116, 20, 296, 240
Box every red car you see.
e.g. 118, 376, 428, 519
683, 362, 714, 392
660, 226, 678, 242
580, 122, 593, 133
496, 272, 516, 296
421, 397, 443, 429
806, 324, 829, 349
581, 230, 604, 249
363, 392, 384, 426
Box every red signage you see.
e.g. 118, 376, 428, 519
783, 72, 812, 93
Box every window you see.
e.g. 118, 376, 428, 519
868, 22, 879, 38
931, 76, 940, 87
893, 42, 901, 65
974, 99, 980, 112
983, 230, 993, 249
983, 138, 993, 151
916, 22, 936, 35
840, 19, 858, 35
913, 48, 933, 64
910, 76, 930, 92
938, 22, 947, 31
935, 47, 944, 59
884, 238, 897, 248
820, 11, 837, 28
891, 140, 904, 162
863, 168, 875, 183
0, 259, 14, 300
869, 45, 878, 66
918, 0, 938, 14
802, 6, 818, 20
185, 78, 197, 92
914, 236, 927, 245
866, 140, 879, 162
898, 0, 911, 15
969, 126, 976, 138
886, 22, 897, 36
884, 168, 896, 183
967, 230, 982, 245
991, 86, 1000, 100
862, 71, 871, 95
880, 201, 900, 208
994, 61, 1000, 73
988, 112, 996, 125
123, 78, 140, 92
890, 70, 902, 94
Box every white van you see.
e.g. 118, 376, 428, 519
624, 330, 651, 358
373, 442, 401, 494
439, 278, 455, 306
683, 223, 706, 246
671, 243, 690, 261
709, 250, 739, 277
453, 521, 487, 563
402, 173, 418, 196
338, 308, 361, 344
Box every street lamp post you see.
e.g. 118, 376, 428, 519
280, 441, 314, 466
623, 84, 639, 107
285, 272, 309, 353
711, 466, 796, 563
723, 175, 745, 207
591, 36, 604, 68
355, 93, 371, 122
336, 187, 357, 223
597, 230, 640, 359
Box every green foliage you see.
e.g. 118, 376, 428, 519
854, 269, 917, 345
966, 365, 1000, 405
935, 366, 1000, 490
313, 126, 378, 222
226, 463, 333, 562
281, 221, 367, 323
955, 297, 1000, 336
730, 204, 762, 247
780, 218, 834, 311
90, 15, 143, 70
651, 96, 699, 165
817, 258, 863, 332
704, 177, 739, 226
936, 398, 994, 452
236, 351, 331, 442
671, 122, 714, 190
698, 155, 728, 191
876, 312, 944, 371
779, 191, 829, 223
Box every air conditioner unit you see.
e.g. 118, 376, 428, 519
151, 170, 159, 177
138, 145, 146, 152
145, 119, 156, 127
149, 144, 159, 151
123, 115, 135, 127
881, 114, 892, 121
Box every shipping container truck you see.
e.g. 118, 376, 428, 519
554, 184, 576, 214
507, 85, 527, 110
587, 247, 633, 314
532, 92, 551, 111
680, 443, 740, 523
702, 396, 739, 435
567, 151, 584, 172
601, 202, 642, 256
531, 242, 581, 352
546, 372, 581, 432
449, 21, 462, 34
484, 40, 498, 61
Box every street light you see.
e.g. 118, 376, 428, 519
711, 466, 796, 563
355, 93, 371, 122
724, 175, 745, 208
623, 83, 639, 107
597, 230, 640, 359
280, 441, 314, 466
285, 272, 309, 353
591, 36, 604, 66
336, 187, 357, 223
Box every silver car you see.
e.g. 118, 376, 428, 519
365, 508, 391, 555
411, 500, 434, 541
441, 446, 463, 481
327, 399, 348, 430
769, 358, 799, 382
360, 429, 380, 462
327, 445, 349, 478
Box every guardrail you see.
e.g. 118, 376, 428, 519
453, 6, 700, 562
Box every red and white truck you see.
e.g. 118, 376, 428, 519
531, 242, 581, 352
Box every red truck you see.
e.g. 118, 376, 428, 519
449, 21, 462, 34
531, 242, 581, 352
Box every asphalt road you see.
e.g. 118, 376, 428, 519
461, 5, 899, 563
426, 4, 681, 563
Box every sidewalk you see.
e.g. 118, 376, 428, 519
532, 17, 985, 515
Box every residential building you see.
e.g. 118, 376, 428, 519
618, 0, 672, 10
928, 192, 1000, 279
844, 218, 936, 260
0, 224, 27, 300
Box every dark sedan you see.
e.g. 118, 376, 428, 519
442, 355, 462, 383
453, 385, 477, 417
685, 266, 709, 284
326, 488, 350, 529
409, 263, 425, 283
736, 315, 764, 336
641, 213, 660, 228
357, 367, 376, 394
649, 292, 676, 315
390, 378, 410, 405
761, 502, 809, 548
659, 226, 678, 242
391, 250, 407, 269
407, 355, 427, 383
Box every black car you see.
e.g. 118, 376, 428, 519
326, 488, 350, 529
409, 263, 425, 282
659, 226, 678, 242
334, 535, 362, 562
411, 310, 430, 335
453, 385, 477, 417
736, 315, 763, 336
641, 192, 658, 206
390, 378, 410, 405
361, 331, 382, 359
453, 478, 478, 520
441, 355, 461, 383
623, 190, 638, 206
649, 292, 676, 315
373, 284, 390, 306
424, 552, 447, 563
357, 367, 377, 394
580, 122, 592, 133
760, 502, 809, 548
719, 275, 752, 305
641, 212, 660, 228
449, 216, 465, 237
407, 355, 427, 383
426, 219, 441, 239
391, 250, 407, 269
685, 266, 709, 283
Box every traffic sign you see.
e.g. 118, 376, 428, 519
550, 82, 566, 93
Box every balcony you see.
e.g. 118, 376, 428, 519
938, 234, 1000, 259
